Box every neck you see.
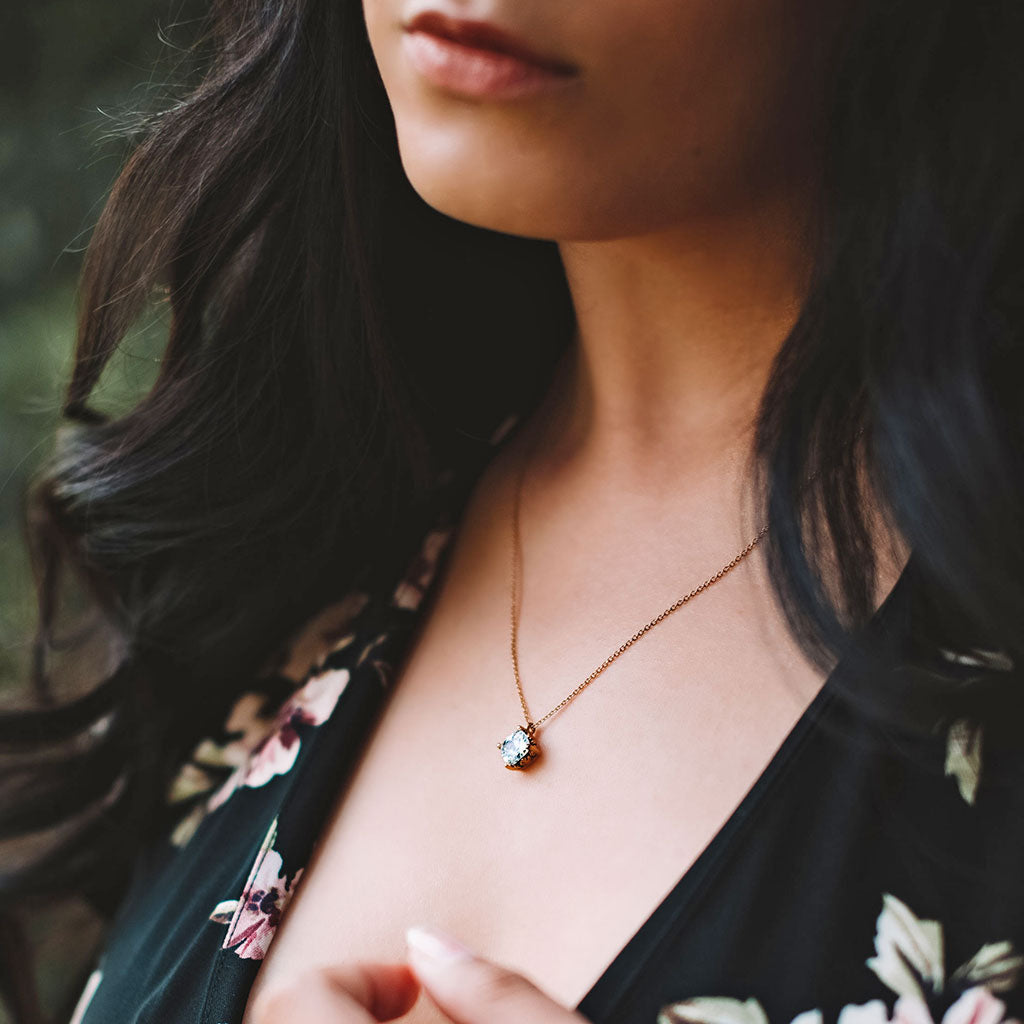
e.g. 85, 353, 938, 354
536, 182, 816, 491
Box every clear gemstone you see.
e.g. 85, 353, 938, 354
500, 728, 531, 767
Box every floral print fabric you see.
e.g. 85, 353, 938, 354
67, 410, 1024, 1024
209, 817, 303, 961
205, 668, 352, 811
660, 895, 1024, 1024
934, 646, 1014, 806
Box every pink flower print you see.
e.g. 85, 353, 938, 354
210, 818, 302, 961
892, 998, 939, 1024
218, 847, 301, 959
207, 667, 351, 811
658, 895, 1024, 1024
835, 1003, 891, 1024
167, 690, 281, 846
943, 989, 1020, 1024
391, 527, 453, 611
892, 989, 1021, 1024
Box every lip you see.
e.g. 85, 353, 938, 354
401, 11, 579, 100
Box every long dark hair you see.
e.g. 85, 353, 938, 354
2, 0, 1022, 1019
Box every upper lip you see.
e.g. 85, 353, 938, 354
401, 11, 578, 74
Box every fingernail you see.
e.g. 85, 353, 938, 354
405, 924, 475, 965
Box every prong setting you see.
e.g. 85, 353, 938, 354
499, 726, 541, 769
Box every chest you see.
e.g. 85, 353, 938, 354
242, 540, 823, 1022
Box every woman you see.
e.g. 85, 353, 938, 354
3, 0, 1023, 1021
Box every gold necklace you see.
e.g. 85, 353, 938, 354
497, 440, 769, 771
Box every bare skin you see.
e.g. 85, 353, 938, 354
244, 0, 901, 1019
245, 361, 904, 1024
245, 393, 852, 1023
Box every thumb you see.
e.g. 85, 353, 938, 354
405, 924, 586, 1024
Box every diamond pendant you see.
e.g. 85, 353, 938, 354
498, 725, 541, 770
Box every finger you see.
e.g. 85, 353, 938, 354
405, 924, 585, 1024
250, 961, 420, 1023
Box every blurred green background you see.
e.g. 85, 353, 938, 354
1, 1, 203, 1019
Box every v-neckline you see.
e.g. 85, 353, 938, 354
286, 409, 913, 1024
569, 551, 918, 1021
349, 410, 918, 1024
412, 409, 919, 1023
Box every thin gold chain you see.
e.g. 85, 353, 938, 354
509, 441, 769, 735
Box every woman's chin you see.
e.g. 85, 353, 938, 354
401, 178, 562, 238
396, 170, 641, 242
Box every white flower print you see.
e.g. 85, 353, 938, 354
661, 992, 1020, 1024
866, 894, 1023, 1003
663, 999, 904, 1024
934, 646, 1013, 807
890, 988, 1020, 1024
867, 894, 945, 1000
661, 997, 771, 1024
168, 690, 282, 846
167, 762, 217, 804
937, 649, 1014, 673
944, 719, 983, 806
952, 944, 1024, 993
169, 802, 207, 848
837, 1003, 891, 1024
166, 667, 351, 846
165, 589, 370, 845
659, 894, 1024, 1024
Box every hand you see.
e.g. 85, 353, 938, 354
403, 924, 591, 1024
249, 923, 591, 1023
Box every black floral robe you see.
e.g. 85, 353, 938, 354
69, 409, 1024, 1024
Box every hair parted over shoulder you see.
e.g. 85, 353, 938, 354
1, 0, 1023, 994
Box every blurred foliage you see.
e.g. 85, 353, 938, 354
0, 0, 208, 687
0, 1, 205, 1019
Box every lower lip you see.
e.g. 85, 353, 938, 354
402, 30, 577, 100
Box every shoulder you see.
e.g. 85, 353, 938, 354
162, 584, 377, 847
